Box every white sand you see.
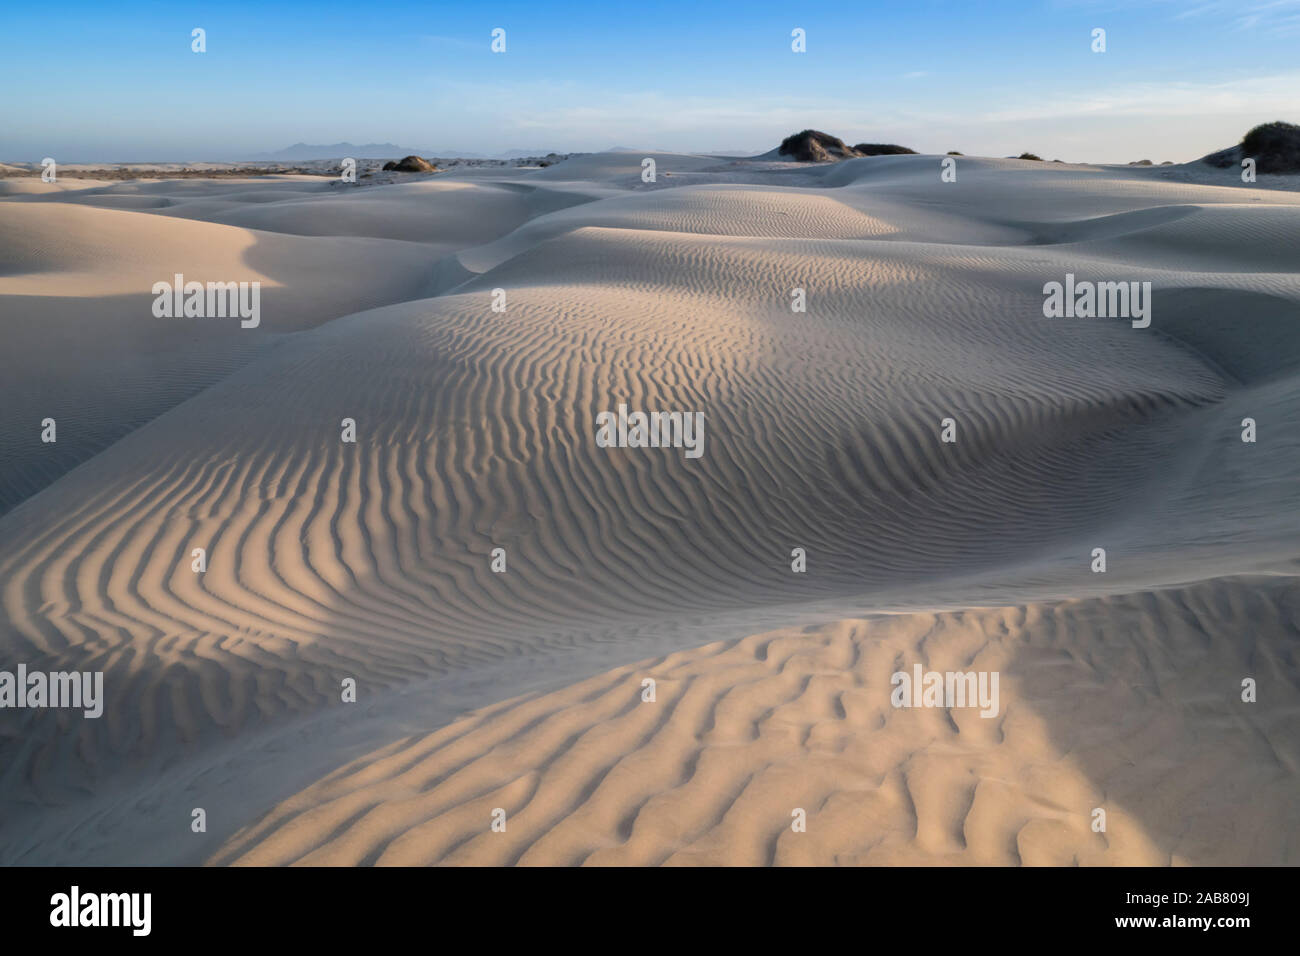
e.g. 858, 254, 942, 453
0, 152, 1297, 865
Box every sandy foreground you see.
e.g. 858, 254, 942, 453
0, 152, 1297, 865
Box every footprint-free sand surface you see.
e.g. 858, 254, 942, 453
1, 153, 1297, 865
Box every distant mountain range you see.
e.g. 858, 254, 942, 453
243, 142, 562, 161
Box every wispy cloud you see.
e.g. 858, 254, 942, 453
1160, 0, 1300, 34
423, 68, 1298, 162
975, 70, 1300, 121
416, 34, 482, 52
442, 70, 1300, 135
1058, 0, 1300, 34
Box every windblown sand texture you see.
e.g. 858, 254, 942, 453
1, 153, 1298, 865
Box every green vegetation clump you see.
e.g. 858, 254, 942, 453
778, 130, 858, 161
853, 143, 917, 155
777, 131, 918, 162
1241, 121, 1300, 173
382, 155, 436, 173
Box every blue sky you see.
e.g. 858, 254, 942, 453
4, 0, 1299, 162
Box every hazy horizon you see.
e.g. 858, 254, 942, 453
5, 0, 1300, 165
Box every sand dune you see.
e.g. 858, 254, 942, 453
214, 576, 1300, 866
1, 151, 1298, 865
0, 201, 449, 516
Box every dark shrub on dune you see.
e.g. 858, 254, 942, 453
382, 155, 437, 172
776, 131, 920, 163
1241, 121, 1300, 172
1203, 121, 1300, 173
778, 130, 860, 162
852, 143, 917, 155
1018, 152, 1043, 161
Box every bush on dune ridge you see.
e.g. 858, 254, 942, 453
1203, 121, 1300, 173
1242, 121, 1300, 172
778, 130, 859, 162
777, 131, 917, 162
852, 143, 917, 155
382, 155, 437, 172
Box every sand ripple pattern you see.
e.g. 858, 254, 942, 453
215, 577, 1300, 865
3, 154, 1300, 862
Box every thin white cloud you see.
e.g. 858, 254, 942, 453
439, 70, 1300, 135
974, 71, 1300, 122
416, 34, 482, 51
1150, 0, 1300, 34
1058, 0, 1300, 33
